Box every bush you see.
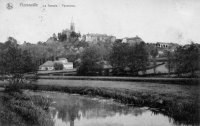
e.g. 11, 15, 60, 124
4, 83, 22, 93
1, 92, 53, 126
54, 62, 63, 70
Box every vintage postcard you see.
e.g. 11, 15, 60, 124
0, 0, 199, 126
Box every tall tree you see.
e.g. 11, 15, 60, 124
164, 50, 174, 74
128, 42, 149, 75
110, 40, 129, 69
78, 45, 102, 75
173, 43, 199, 77
150, 47, 158, 74
110, 41, 149, 76
0, 39, 37, 92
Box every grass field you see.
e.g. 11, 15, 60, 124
32, 79, 199, 96
0, 79, 199, 104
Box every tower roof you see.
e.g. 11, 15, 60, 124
70, 17, 75, 31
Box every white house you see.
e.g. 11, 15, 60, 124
39, 61, 54, 71
39, 58, 73, 71
58, 58, 73, 70
122, 36, 143, 45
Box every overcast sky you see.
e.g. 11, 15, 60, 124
0, 0, 200, 44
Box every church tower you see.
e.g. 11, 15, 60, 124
70, 18, 75, 32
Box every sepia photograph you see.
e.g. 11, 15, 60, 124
0, 0, 199, 126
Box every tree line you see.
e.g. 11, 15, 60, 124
0, 36, 199, 78
78, 40, 199, 77
165, 43, 199, 77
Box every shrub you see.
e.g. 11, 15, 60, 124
1, 92, 54, 126
54, 62, 63, 70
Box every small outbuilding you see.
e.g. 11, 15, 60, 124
39, 61, 54, 71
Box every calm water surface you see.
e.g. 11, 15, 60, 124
32, 91, 185, 126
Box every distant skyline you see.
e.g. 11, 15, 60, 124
0, 0, 200, 44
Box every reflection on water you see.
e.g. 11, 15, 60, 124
0, 90, 194, 126
35, 91, 182, 126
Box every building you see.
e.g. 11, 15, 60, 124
147, 42, 179, 51
59, 18, 76, 39
70, 19, 75, 32
155, 42, 179, 51
39, 61, 54, 71
83, 33, 116, 44
122, 36, 143, 45
155, 42, 171, 48
39, 58, 73, 71
58, 58, 73, 70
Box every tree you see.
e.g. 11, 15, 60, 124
164, 50, 174, 74
54, 62, 63, 70
58, 32, 67, 42
78, 45, 102, 75
150, 47, 158, 74
173, 43, 199, 77
70, 31, 80, 38
0, 39, 37, 92
110, 40, 129, 70
110, 41, 149, 76
52, 33, 57, 41
20, 43, 49, 67
128, 42, 149, 75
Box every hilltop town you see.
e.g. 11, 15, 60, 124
0, 20, 199, 77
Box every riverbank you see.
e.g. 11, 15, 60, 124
16, 82, 199, 125
1, 76, 199, 85
0, 79, 199, 125
32, 76, 199, 85
0, 90, 53, 126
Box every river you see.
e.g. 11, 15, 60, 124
30, 91, 183, 126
